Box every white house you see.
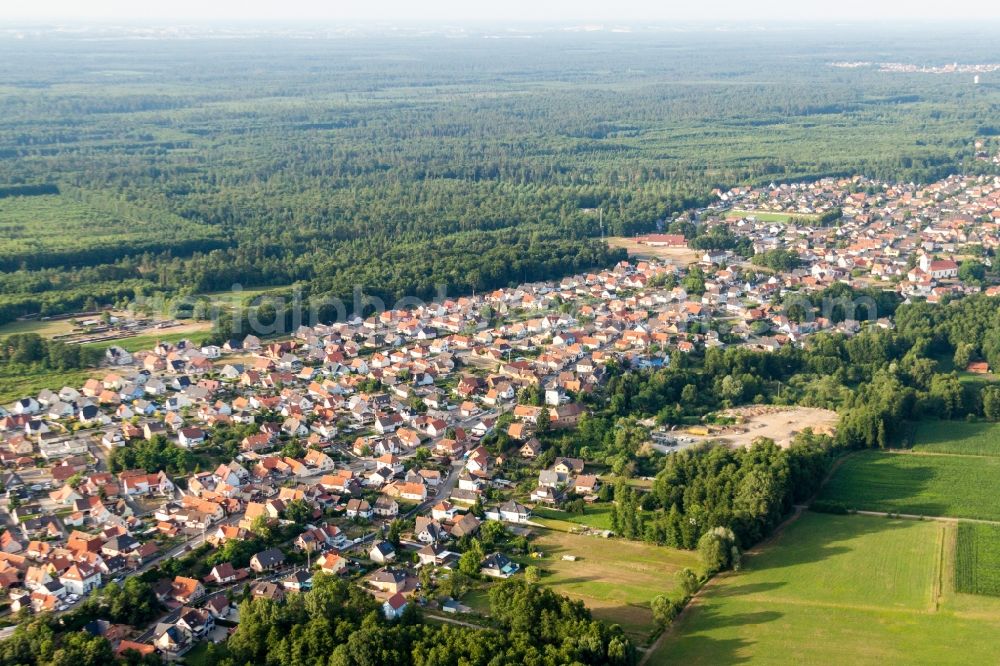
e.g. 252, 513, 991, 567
59, 564, 101, 596
200, 345, 222, 359
383, 592, 408, 620
485, 501, 531, 524
13, 398, 39, 415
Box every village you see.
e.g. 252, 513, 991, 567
0, 171, 998, 660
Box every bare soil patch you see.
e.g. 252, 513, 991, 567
700, 406, 838, 448
606, 237, 701, 266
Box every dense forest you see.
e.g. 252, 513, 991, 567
0, 333, 101, 370
0, 26, 998, 327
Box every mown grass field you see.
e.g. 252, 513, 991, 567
911, 420, 1000, 457
955, 523, 1000, 597
727, 209, 822, 223
200, 285, 295, 309
0, 318, 77, 338
528, 529, 701, 643
653, 513, 1000, 665
530, 505, 614, 532
83, 330, 209, 354
817, 450, 1000, 521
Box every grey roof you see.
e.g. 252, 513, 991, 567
252, 547, 286, 568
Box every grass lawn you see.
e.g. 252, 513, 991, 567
955, 523, 1000, 597
531, 504, 614, 532
0, 318, 77, 338
83, 330, 208, 354
911, 420, 1000, 457
817, 450, 1000, 521
200, 285, 294, 309
181, 641, 211, 666
653, 513, 1000, 665
461, 585, 492, 614
529, 529, 701, 644
727, 209, 821, 223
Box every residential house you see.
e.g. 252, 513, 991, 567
250, 548, 286, 573
383, 592, 408, 620
369, 541, 396, 564
481, 552, 519, 579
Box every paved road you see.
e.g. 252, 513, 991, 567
343, 457, 463, 556
135, 564, 307, 642
136, 513, 242, 575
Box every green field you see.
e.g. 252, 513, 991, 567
911, 421, 1000, 457
818, 450, 1000, 521
727, 209, 821, 223
529, 529, 701, 643
200, 285, 295, 310
0, 318, 77, 338
0, 192, 220, 271
530, 505, 614, 532
955, 523, 1000, 597
654, 513, 1000, 665
0, 366, 98, 405
931, 354, 998, 386
83, 330, 209, 354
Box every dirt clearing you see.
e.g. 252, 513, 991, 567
700, 406, 838, 448
606, 237, 701, 266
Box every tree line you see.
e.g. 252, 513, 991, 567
197, 575, 634, 666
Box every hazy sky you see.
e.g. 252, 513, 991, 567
6, 0, 1000, 23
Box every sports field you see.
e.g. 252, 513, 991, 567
911, 420, 1000, 457
817, 450, 1000, 521
529, 529, 701, 643
652, 513, 1000, 665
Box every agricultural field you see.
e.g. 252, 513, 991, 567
653, 513, 1000, 665
911, 420, 1000, 457
955, 523, 1000, 597
528, 529, 701, 643
817, 450, 1000, 521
